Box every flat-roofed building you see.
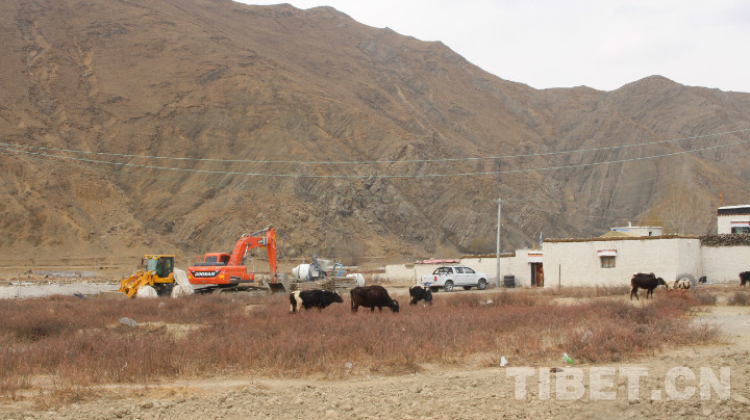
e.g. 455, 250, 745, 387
717, 205, 750, 234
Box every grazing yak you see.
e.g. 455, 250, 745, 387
740, 271, 750, 287
630, 273, 668, 300
673, 278, 691, 290
350, 285, 399, 313
289, 289, 343, 313
409, 285, 433, 306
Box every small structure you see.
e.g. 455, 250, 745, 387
604, 222, 662, 237
717, 205, 750, 234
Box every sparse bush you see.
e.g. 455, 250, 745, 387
543, 285, 632, 298
693, 292, 718, 306
727, 292, 750, 306
594, 285, 632, 297
443, 291, 538, 307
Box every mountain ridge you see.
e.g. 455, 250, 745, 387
1, 0, 749, 269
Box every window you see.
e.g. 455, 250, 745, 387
454, 267, 464, 274
600, 256, 616, 268
732, 227, 750, 234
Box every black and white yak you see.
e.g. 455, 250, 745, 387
289, 289, 343, 313
673, 278, 691, 290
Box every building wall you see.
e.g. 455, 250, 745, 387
701, 245, 750, 283
542, 238, 701, 287
461, 250, 537, 287
674, 239, 703, 282
383, 264, 418, 283
381, 238, 748, 288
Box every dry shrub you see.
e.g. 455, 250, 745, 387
443, 291, 538, 307
563, 295, 719, 363
0, 290, 719, 396
727, 292, 750, 306
31, 386, 108, 411
542, 285, 631, 298
693, 291, 718, 306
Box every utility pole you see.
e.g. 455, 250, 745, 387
495, 198, 502, 288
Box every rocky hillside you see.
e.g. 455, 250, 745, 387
1, 0, 750, 267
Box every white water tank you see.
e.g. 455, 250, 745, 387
292, 264, 312, 281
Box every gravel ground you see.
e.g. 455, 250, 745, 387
1, 344, 748, 420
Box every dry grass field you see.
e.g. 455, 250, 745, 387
0, 287, 721, 399
2, 284, 749, 419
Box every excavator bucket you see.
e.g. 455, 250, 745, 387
265, 274, 290, 294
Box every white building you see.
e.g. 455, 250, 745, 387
717, 205, 750, 234
380, 207, 750, 288
542, 236, 702, 287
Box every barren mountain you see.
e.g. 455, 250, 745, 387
1, 0, 749, 269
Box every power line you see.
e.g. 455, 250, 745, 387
6, 146, 682, 222
0, 143, 725, 227
1, 143, 676, 198
1, 127, 747, 165
1, 135, 748, 179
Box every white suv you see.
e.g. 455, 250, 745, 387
420, 265, 488, 292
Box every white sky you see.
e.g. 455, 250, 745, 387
236, 0, 750, 93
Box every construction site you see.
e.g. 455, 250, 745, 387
0, 226, 371, 300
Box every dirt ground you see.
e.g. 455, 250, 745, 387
1, 287, 749, 420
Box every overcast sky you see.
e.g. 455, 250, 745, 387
236, 0, 750, 93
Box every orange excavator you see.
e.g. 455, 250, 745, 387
188, 227, 285, 293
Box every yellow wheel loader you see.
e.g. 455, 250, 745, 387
118, 255, 176, 298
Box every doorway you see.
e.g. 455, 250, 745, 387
530, 263, 544, 287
